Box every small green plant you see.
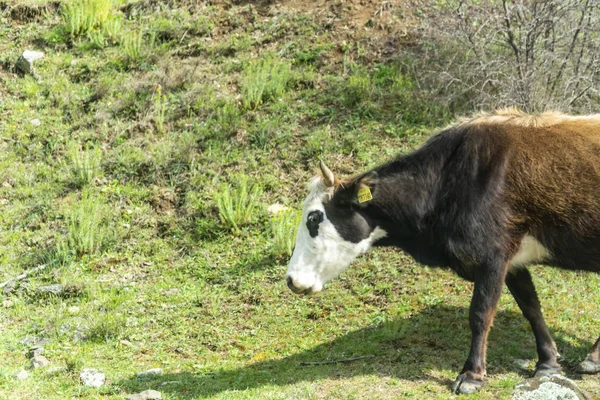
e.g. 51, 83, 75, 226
242, 56, 292, 110
215, 178, 261, 234
65, 141, 102, 187
61, 0, 111, 38
214, 99, 241, 137
102, 14, 122, 44
66, 190, 110, 256
85, 312, 128, 343
153, 84, 167, 133
270, 209, 301, 257
85, 14, 122, 48
121, 29, 144, 61
88, 30, 107, 49
344, 69, 373, 107
249, 119, 274, 149
36, 244, 72, 270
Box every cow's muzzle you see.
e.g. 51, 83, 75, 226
286, 276, 313, 295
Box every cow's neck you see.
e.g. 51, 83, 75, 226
359, 147, 448, 265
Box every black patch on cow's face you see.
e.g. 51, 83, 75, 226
306, 210, 324, 237
322, 180, 377, 244
324, 202, 374, 243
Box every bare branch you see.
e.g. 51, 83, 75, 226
549, 0, 590, 97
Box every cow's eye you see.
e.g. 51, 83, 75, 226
306, 210, 324, 238
307, 210, 323, 226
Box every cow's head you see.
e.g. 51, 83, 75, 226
286, 161, 387, 295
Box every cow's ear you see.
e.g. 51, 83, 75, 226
353, 172, 377, 207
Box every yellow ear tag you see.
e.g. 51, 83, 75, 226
357, 186, 373, 203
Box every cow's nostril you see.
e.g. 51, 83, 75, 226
287, 276, 306, 294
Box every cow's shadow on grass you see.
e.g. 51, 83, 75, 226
117, 305, 592, 398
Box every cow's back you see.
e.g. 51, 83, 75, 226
464, 112, 600, 272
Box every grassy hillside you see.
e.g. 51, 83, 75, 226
0, 0, 598, 399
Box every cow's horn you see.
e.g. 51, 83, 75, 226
320, 160, 336, 187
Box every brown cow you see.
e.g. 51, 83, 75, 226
286, 109, 600, 394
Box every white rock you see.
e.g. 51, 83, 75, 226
267, 203, 290, 215
30, 354, 49, 369
80, 368, 105, 387
73, 330, 86, 342
17, 50, 44, 74
67, 306, 80, 314
136, 368, 163, 379
27, 345, 44, 359
15, 369, 30, 380
30, 119, 41, 126
119, 339, 134, 347
160, 381, 181, 386
3, 280, 16, 294
512, 374, 589, 400
37, 284, 64, 296
126, 389, 162, 400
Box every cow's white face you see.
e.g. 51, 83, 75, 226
286, 177, 387, 295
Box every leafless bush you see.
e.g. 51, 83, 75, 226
402, 0, 600, 113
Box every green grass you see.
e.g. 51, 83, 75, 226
65, 189, 111, 256
0, 1, 598, 400
121, 28, 145, 61
61, 0, 112, 38
64, 141, 102, 187
242, 55, 292, 110
269, 209, 301, 257
215, 178, 262, 235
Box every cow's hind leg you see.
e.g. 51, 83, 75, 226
505, 267, 561, 376
577, 337, 600, 374
452, 260, 508, 395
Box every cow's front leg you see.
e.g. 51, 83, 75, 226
452, 261, 508, 395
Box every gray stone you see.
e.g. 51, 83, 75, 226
159, 381, 181, 386
80, 368, 105, 387
20, 336, 50, 346
30, 118, 41, 127
119, 339, 134, 347
59, 323, 71, 334
27, 345, 44, 359
512, 374, 590, 400
15, 369, 30, 380
47, 366, 65, 375
30, 354, 49, 369
16, 50, 44, 74
3, 280, 16, 294
136, 368, 163, 379
125, 390, 162, 400
37, 284, 64, 296
73, 330, 87, 342
512, 358, 533, 371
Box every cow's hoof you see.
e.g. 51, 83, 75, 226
451, 374, 484, 394
533, 364, 562, 377
576, 357, 600, 374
